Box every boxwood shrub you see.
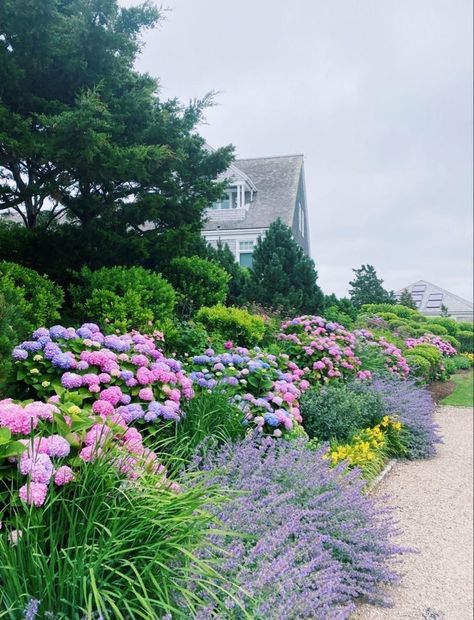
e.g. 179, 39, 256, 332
195, 304, 266, 346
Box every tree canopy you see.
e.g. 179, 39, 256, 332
0, 0, 233, 246
246, 219, 324, 316
348, 264, 395, 308
398, 289, 417, 309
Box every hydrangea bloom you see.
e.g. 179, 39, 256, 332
11, 324, 195, 427
187, 347, 308, 435
354, 329, 410, 378
19, 482, 48, 507
278, 316, 363, 382
405, 334, 457, 357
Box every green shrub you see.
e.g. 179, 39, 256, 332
0, 261, 64, 328
424, 324, 449, 336
0, 262, 64, 373
407, 344, 443, 380
451, 354, 472, 370
404, 353, 431, 380
361, 304, 418, 320
300, 383, 385, 443
428, 317, 459, 337
440, 334, 462, 350
456, 329, 474, 353
163, 320, 212, 357
70, 266, 175, 333
0, 459, 232, 618
323, 305, 354, 329
196, 304, 266, 346
166, 256, 230, 316
457, 322, 474, 332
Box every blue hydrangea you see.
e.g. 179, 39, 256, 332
12, 347, 28, 361
21, 340, 43, 352
51, 353, 75, 370
263, 414, 279, 427
49, 325, 68, 340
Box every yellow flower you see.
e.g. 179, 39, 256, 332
67, 405, 81, 415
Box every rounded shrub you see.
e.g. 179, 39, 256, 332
300, 383, 385, 442
163, 320, 212, 357
69, 266, 175, 334
195, 304, 266, 346
424, 324, 448, 336
456, 329, 474, 353
166, 256, 230, 315
428, 317, 460, 337
361, 304, 418, 320
0, 262, 64, 371
405, 353, 432, 380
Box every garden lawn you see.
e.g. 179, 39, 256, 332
441, 370, 473, 407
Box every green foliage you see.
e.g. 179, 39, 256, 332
361, 303, 418, 320
406, 344, 443, 380
196, 305, 266, 346
163, 320, 212, 358
166, 257, 230, 317
456, 329, 474, 353
0, 459, 232, 619
404, 353, 432, 380
441, 370, 474, 406
0, 262, 63, 372
160, 391, 246, 472
300, 383, 385, 443
323, 306, 355, 329
348, 265, 395, 309
427, 317, 460, 337
246, 219, 324, 316
457, 322, 474, 332
398, 289, 417, 309
70, 266, 175, 333
206, 240, 250, 306
424, 323, 448, 336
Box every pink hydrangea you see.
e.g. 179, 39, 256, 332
99, 386, 123, 406
19, 482, 48, 506
138, 388, 154, 401
54, 466, 75, 486
92, 400, 114, 416
19, 453, 54, 484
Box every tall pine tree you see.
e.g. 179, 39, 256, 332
246, 219, 324, 316
348, 264, 395, 308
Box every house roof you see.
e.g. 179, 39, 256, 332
395, 280, 473, 316
202, 154, 304, 231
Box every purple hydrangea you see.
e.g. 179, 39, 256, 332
190, 439, 404, 619
61, 372, 83, 389
12, 347, 28, 361
20, 341, 43, 352
52, 354, 75, 370
48, 325, 68, 340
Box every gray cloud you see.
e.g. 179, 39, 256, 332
122, 0, 473, 300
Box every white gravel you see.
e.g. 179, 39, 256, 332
352, 405, 473, 620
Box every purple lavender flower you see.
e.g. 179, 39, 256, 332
23, 598, 40, 620
189, 438, 404, 619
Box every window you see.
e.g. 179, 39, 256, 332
211, 183, 254, 210
428, 293, 443, 301
412, 284, 426, 293
239, 240, 254, 268
298, 203, 305, 237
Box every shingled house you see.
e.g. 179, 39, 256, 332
202, 154, 310, 267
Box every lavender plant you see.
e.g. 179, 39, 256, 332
190, 439, 404, 619
368, 375, 441, 458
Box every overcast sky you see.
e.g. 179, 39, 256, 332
122, 0, 473, 301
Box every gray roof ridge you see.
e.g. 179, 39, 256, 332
400, 280, 473, 307
235, 153, 304, 162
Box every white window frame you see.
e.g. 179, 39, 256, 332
238, 239, 256, 267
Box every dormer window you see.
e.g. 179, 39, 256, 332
211, 182, 254, 210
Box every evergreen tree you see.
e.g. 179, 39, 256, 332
348, 264, 395, 308
398, 289, 417, 309
206, 240, 250, 306
0, 0, 233, 250
246, 219, 324, 316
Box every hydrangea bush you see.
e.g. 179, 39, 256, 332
0, 396, 172, 511
277, 316, 364, 382
190, 438, 403, 619
405, 334, 457, 357
10, 324, 194, 427
187, 345, 309, 436
354, 329, 410, 378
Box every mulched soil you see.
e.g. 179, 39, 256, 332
428, 380, 456, 403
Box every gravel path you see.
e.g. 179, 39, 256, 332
353, 405, 473, 620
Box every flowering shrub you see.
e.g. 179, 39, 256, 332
354, 329, 410, 378
277, 315, 363, 382
462, 352, 474, 366
187, 346, 309, 436
406, 334, 457, 357
0, 396, 172, 510
191, 438, 403, 619
10, 324, 194, 427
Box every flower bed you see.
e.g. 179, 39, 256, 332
405, 334, 457, 357
10, 324, 194, 426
